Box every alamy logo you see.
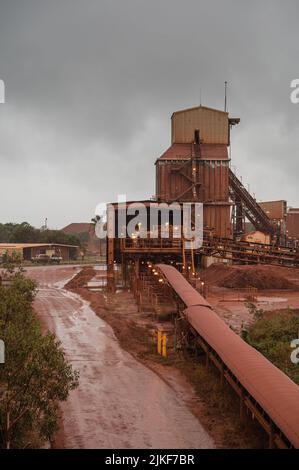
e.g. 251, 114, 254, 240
290, 79, 299, 104
94, 195, 203, 249
0, 79, 5, 104
290, 339, 299, 364
0, 339, 5, 364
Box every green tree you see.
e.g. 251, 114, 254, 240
9, 222, 39, 243
0, 269, 79, 448
0, 223, 18, 242
39, 229, 80, 246
0, 221, 82, 249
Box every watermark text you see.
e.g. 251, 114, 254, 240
0, 79, 5, 103
290, 79, 299, 104
0, 339, 5, 364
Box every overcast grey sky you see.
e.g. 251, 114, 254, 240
0, 0, 298, 228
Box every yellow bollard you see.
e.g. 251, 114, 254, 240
162, 334, 167, 358
157, 330, 162, 355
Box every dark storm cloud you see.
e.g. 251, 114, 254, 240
0, 0, 298, 227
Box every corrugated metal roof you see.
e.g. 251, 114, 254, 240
156, 143, 228, 162
200, 144, 228, 160
0, 243, 79, 249
62, 223, 92, 234
171, 105, 228, 117
156, 143, 192, 161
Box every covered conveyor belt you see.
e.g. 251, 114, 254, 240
156, 264, 299, 448
229, 168, 276, 235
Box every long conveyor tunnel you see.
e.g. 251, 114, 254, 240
154, 264, 299, 449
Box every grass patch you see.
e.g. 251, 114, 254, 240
244, 306, 299, 384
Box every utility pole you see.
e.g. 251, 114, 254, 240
224, 81, 228, 112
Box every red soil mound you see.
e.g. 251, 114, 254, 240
65, 267, 95, 289
203, 263, 298, 290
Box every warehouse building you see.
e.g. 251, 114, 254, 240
0, 243, 78, 261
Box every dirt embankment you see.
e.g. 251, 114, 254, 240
202, 263, 299, 290
65, 267, 267, 449
65, 269, 152, 359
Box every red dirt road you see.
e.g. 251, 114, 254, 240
26, 266, 214, 449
